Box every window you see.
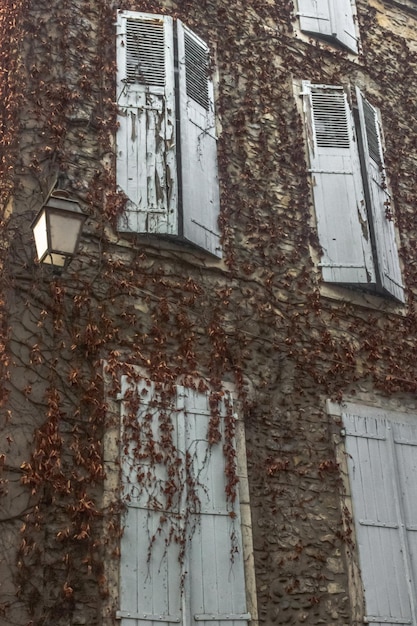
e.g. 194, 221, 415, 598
116, 11, 221, 258
117, 379, 250, 625
302, 82, 404, 303
336, 402, 417, 625
297, 0, 359, 53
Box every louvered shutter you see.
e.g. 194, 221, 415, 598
176, 22, 222, 258
298, 0, 358, 53
344, 410, 417, 626
116, 12, 178, 235
119, 379, 183, 625
303, 82, 375, 285
119, 381, 249, 625
356, 90, 405, 303
182, 389, 249, 624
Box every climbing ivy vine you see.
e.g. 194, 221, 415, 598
2, 0, 417, 624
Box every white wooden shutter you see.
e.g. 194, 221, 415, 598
334, 0, 359, 53
119, 380, 183, 625
119, 381, 249, 626
116, 11, 178, 235
392, 420, 417, 605
344, 410, 417, 626
176, 22, 222, 258
303, 82, 375, 285
298, 0, 358, 53
182, 389, 249, 624
356, 90, 405, 303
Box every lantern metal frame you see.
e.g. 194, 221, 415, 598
31, 190, 87, 271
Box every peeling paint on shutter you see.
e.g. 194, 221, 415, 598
116, 11, 178, 235
303, 82, 376, 285
356, 89, 405, 303
298, 0, 333, 38
297, 0, 358, 53
177, 21, 222, 258
343, 410, 417, 625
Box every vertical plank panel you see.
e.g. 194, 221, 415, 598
356, 89, 404, 302
184, 388, 249, 624
344, 412, 413, 624
120, 382, 182, 625
393, 421, 417, 620
120, 382, 249, 626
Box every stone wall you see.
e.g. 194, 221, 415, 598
2, 0, 417, 624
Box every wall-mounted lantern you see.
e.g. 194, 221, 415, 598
31, 190, 87, 271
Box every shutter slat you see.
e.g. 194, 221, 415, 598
126, 18, 165, 85
194, 614, 251, 622
184, 30, 210, 110
311, 91, 351, 148
117, 611, 181, 622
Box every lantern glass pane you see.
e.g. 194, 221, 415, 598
49, 212, 83, 254
33, 211, 48, 260
42, 252, 67, 267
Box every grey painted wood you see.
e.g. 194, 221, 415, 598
298, 0, 333, 38
334, 0, 358, 53
182, 390, 248, 624
303, 82, 376, 285
356, 89, 405, 303
119, 380, 248, 626
298, 0, 358, 53
177, 22, 222, 258
116, 12, 178, 235
344, 410, 417, 626
120, 380, 183, 626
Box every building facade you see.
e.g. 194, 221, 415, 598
2, 0, 417, 625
